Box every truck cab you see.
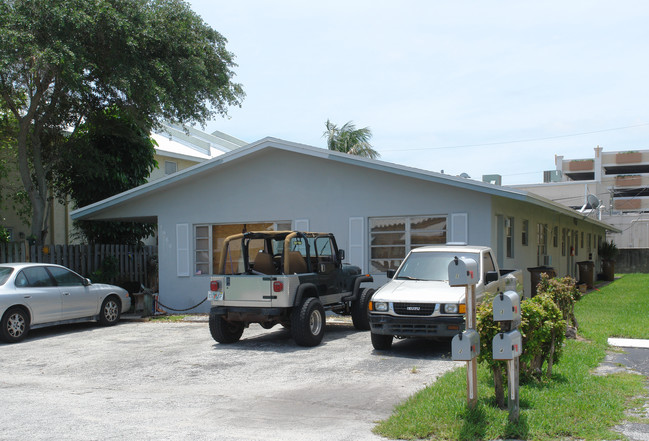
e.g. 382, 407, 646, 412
368, 244, 523, 350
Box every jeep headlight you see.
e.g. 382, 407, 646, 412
443, 303, 459, 314
371, 301, 389, 312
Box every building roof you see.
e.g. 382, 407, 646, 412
152, 123, 247, 162
70, 137, 620, 232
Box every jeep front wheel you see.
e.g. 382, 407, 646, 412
291, 297, 325, 347
209, 314, 244, 344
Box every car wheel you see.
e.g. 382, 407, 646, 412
291, 297, 325, 347
351, 288, 375, 331
371, 332, 393, 350
209, 313, 244, 344
1, 307, 30, 343
99, 296, 121, 326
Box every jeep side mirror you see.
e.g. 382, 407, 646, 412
387, 269, 396, 279
338, 249, 345, 261
485, 271, 499, 284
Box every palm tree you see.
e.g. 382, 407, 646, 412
323, 119, 380, 159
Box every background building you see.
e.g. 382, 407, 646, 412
513, 146, 649, 249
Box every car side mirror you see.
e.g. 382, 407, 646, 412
485, 271, 499, 284
338, 249, 345, 261
84, 278, 92, 286
387, 269, 396, 279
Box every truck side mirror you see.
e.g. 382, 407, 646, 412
337, 249, 345, 261
386, 269, 396, 279
485, 271, 499, 284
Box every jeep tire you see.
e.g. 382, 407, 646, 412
351, 288, 375, 331
291, 297, 325, 347
209, 313, 244, 344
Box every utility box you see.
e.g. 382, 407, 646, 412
492, 330, 522, 360
451, 330, 480, 361
448, 257, 479, 287
492, 291, 521, 323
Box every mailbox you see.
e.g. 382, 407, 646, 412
492, 290, 521, 323
492, 329, 522, 360
448, 256, 479, 287
451, 329, 480, 361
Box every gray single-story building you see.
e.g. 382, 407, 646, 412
72, 138, 618, 312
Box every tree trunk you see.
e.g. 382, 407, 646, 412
547, 329, 556, 379
16, 117, 50, 245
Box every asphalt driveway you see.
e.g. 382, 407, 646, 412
0, 317, 460, 441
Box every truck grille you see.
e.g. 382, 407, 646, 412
393, 303, 436, 316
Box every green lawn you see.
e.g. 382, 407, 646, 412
374, 274, 649, 440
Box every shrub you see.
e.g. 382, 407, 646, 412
477, 289, 567, 407
519, 293, 566, 380
90, 255, 119, 283
536, 273, 581, 328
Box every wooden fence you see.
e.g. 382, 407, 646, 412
0, 241, 157, 288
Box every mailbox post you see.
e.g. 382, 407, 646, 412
492, 291, 522, 422
449, 256, 479, 409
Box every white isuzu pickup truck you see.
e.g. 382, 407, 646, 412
368, 244, 524, 350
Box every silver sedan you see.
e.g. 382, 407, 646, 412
0, 263, 131, 343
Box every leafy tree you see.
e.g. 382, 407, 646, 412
0, 0, 244, 245
52, 107, 157, 245
323, 119, 380, 159
0, 95, 30, 230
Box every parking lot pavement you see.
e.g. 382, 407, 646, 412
0, 319, 460, 441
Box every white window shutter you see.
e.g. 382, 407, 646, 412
294, 219, 309, 231
450, 213, 468, 244
177, 223, 190, 277
348, 217, 364, 271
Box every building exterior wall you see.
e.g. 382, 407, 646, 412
491, 196, 606, 293
84, 147, 611, 312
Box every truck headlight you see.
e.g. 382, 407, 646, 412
371, 301, 388, 312
443, 303, 458, 314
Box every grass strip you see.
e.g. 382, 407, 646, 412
374, 274, 648, 440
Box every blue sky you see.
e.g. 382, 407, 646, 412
186, 1, 649, 185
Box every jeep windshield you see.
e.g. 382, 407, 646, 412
395, 251, 479, 281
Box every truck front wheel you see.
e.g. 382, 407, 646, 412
351, 288, 375, 331
371, 332, 393, 350
291, 297, 325, 347
209, 314, 244, 344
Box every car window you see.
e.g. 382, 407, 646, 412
19, 267, 55, 287
47, 266, 85, 286
0, 267, 13, 286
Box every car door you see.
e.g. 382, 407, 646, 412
47, 266, 98, 320
313, 236, 343, 302
15, 266, 62, 324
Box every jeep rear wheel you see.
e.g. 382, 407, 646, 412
209, 314, 244, 344
351, 288, 375, 331
291, 297, 325, 347
371, 332, 393, 350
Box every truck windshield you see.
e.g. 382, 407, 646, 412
396, 251, 480, 281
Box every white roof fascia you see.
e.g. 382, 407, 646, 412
70, 137, 620, 233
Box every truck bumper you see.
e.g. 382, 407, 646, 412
369, 314, 465, 338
